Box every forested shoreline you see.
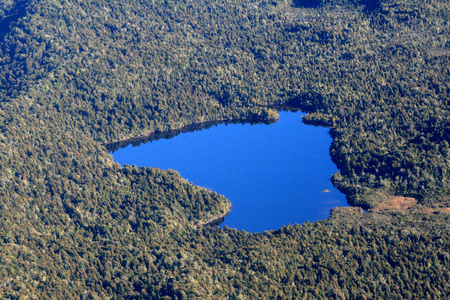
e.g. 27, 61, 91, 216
0, 0, 449, 298
104, 109, 279, 153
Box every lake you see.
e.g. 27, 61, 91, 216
110, 110, 348, 232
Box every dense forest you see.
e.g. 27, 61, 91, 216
0, 0, 449, 298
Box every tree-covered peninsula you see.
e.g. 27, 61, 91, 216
0, 0, 449, 298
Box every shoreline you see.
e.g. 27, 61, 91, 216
102, 115, 279, 150
103, 114, 274, 231
195, 205, 232, 229
102, 117, 233, 146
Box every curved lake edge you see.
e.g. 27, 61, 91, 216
195, 208, 231, 229
107, 107, 354, 230
102, 105, 322, 152
103, 115, 279, 153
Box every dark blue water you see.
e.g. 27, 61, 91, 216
111, 111, 347, 232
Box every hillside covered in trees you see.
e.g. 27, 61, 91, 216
0, 0, 449, 298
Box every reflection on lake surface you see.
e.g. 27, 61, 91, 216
110, 110, 348, 232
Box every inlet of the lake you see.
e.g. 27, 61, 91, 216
110, 110, 348, 232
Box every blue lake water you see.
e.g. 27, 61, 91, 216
111, 111, 348, 232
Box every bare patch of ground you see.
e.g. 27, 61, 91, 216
373, 196, 418, 212
373, 197, 450, 215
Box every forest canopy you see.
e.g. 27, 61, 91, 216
0, 0, 449, 298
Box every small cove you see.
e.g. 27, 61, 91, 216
110, 111, 348, 232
